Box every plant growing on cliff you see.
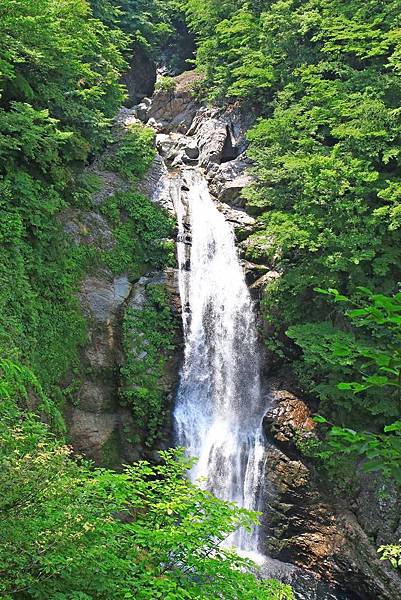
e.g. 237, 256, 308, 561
100, 190, 175, 276
103, 123, 156, 181
183, 1, 401, 477
378, 542, 401, 569
290, 289, 401, 483
155, 75, 177, 93
121, 284, 176, 447
0, 0, 129, 404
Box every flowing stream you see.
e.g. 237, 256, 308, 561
173, 169, 267, 556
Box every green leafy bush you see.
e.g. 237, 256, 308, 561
103, 124, 156, 181
101, 190, 175, 276
0, 0, 129, 402
155, 75, 177, 92
292, 290, 401, 484
184, 2, 401, 483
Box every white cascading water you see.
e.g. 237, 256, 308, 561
173, 169, 267, 557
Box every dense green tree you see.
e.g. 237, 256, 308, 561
0, 0, 129, 392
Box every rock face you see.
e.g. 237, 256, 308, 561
62, 107, 182, 467
66, 270, 131, 466
134, 71, 257, 220
141, 71, 201, 133
263, 384, 401, 600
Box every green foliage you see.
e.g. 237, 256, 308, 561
291, 290, 401, 484
155, 75, 178, 92
0, 0, 128, 153
91, 0, 181, 55
184, 3, 273, 100
104, 124, 156, 181
0, 357, 65, 434
378, 542, 401, 569
101, 190, 175, 276
122, 284, 176, 447
0, 2, 173, 414
186, 0, 401, 495
242, 0, 401, 354
0, 375, 292, 599
185, 0, 401, 357
0, 0, 129, 403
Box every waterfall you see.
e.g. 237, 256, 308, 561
173, 169, 267, 556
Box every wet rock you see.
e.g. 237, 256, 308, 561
155, 133, 177, 157
183, 140, 199, 160
263, 385, 401, 600
68, 410, 119, 460
215, 201, 256, 232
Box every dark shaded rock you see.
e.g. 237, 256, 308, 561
354, 472, 401, 548
250, 270, 280, 291
183, 142, 199, 160
79, 272, 131, 327
134, 100, 151, 122
122, 44, 157, 107
242, 260, 270, 286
